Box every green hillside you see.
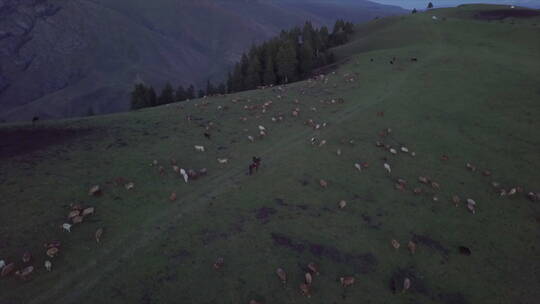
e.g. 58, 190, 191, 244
1, 5, 539, 304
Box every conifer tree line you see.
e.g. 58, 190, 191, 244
131, 19, 354, 110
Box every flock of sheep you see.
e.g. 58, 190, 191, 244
1, 67, 539, 302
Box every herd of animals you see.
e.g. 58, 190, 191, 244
1, 58, 539, 303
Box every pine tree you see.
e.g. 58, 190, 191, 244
226, 72, 233, 93
276, 40, 299, 83
131, 84, 148, 110
263, 55, 277, 85
299, 40, 315, 75
231, 64, 244, 92
158, 82, 174, 105
206, 80, 215, 96
175, 85, 187, 101
412, 8, 418, 14
217, 83, 226, 94
146, 86, 157, 107
187, 85, 195, 99
319, 26, 330, 50
427, 2, 434, 9
244, 56, 262, 89
198, 89, 205, 98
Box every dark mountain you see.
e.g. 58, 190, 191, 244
0, 0, 405, 122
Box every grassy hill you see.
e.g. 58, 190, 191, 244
1, 4, 539, 304
0, 0, 404, 123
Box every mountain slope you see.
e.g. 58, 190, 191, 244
0, 0, 405, 122
1, 4, 539, 304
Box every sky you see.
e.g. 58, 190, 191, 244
369, 0, 540, 9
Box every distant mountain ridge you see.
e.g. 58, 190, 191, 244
0, 0, 405, 122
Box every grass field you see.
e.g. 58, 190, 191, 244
1, 5, 539, 304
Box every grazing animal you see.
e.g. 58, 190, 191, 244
45, 260, 52, 272
217, 158, 229, 164
62, 223, 72, 232
1, 263, 15, 277
159, 166, 165, 176
482, 170, 492, 176
194, 145, 205, 152
411, 57, 418, 62
391, 239, 400, 249
15, 266, 34, 280
0, 260, 5, 270
431, 182, 440, 190
354, 163, 362, 172
46, 247, 59, 258
318, 139, 327, 147
384, 163, 391, 173
169, 192, 177, 201
418, 176, 429, 184
204, 132, 211, 139
466, 198, 476, 214
180, 168, 188, 183
401, 147, 409, 153
82, 207, 95, 216
441, 154, 449, 161
452, 195, 460, 206
299, 283, 311, 297
408, 241, 416, 254
466, 163, 476, 171
336, 149, 342, 156
88, 185, 101, 196
340, 276, 355, 287
22, 252, 31, 263
125, 182, 135, 190
213, 257, 224, 270
319, 179, 328, 188
95, 228, 104, 243
338, 200, 347, 209
390, 148, 397, 154
258, 125, 266, 131
307, 262, 320, 275
248, 135, 254, 142
403, 278, 411, 292
72, 216, 84, 224
68, 210, 80, 219
276, 268, 287, 284
413, 187, 422, 194
305, 272, 313, 285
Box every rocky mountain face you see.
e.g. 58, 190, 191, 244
0, 0, 405, 122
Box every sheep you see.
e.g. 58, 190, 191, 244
299, 283, 311, 297
276, 268, 287, 284
336, 149, 342, 156
482, 170, 492, 176
15, 266, 34, 280
305, 272, 313, 285
340, 276, 355, 287
62, 223, 72, 232
466, 163, 476, 171
68, 210, 80, 219
319, 179, 328, 188
431, 182, 440, 190
389, 148, 397, 154
125, 182, 135, 190
318, 140, 327, 147
180, 168, 188, 183
418, 176, 429, 184
0, 260, 5, 270
527, 192, 540, 202
258, 125, 266, 132
45, 260, 52, 272
88, 185, 101, 196
391, 239, 400, 249
354, 163, 362, 172
22, 252, 31, 263
95, 228, 104, 243
401, 147, 409, 153
452, 195, 461, 206
338, 200, 347, 209
248, 135, 254, 142
508, 188, 517, 196
169, 192, 177, 201
217, 158, 229, 164
82, 207, 94, 217
466, 198, 476, 214
46, 247, 59, 258
213, 257, 224, 270
159, 166, 165, 176
1, 262, 15, 277
403, 278, 411, 292
384, 163, 392, 173
307, 262, 320, 275
194, 145, 205, 152
72, 216, 84, 224
259, 130, 266, 138
408, 241, 416, 254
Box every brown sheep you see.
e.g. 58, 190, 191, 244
307, 262, 320, 275
82, 207, 95, 217
408, 241, 416, 254
169, 192, 177, 202
276, 268, 287, 284
319, 179, 328, 188
299, 283, 311, 297
391, 239, 400, 249
340, 276, 355, 287
46, 247, 59, 258
213, 257, 224, 270
88, 185, 101, 196
1, 263, 15, 277
72, 216, 84, 224
14, 266, 33, 280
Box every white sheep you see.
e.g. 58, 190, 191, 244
390, 148, 397, 155
62, 223, 72, 232
466, 198, 476, 214
354, 163, 362, 172
194, 145, 205, 152
384, 163, 391, 173
217, 158, 229, 164
0, 260, 5, 270
248, 135, 254, 142
258, 125, 266, 131
401, 147, 409, 153
180, 168, 188, 183
44, 260, 52, 272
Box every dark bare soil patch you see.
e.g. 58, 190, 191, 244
0, 126, 92, 159
254, 207, 277, 223
474, 9, 540, 20
412, 234, 449, 257
271, 232, 378, 273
